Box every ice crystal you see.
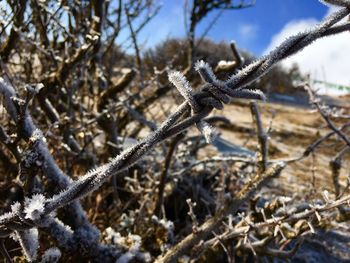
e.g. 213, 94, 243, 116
16, 228, 39, 262
197, 121, 217, 144
105, 228, 150, 263
24, 194, 46, 220
40, 247, 61, 263
319, 0, 350, 7
30, 129, 44, 143
194, 60, 219, 85
168, 71, 199, 112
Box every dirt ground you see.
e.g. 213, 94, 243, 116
214, 99, 350, 198
146, 93, 350, 202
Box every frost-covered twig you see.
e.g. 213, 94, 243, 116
302, 122, 350, 158
123, 102, 157, 131
172, 155, 255, 178
40, 247, 61, 263
0, 78, 118, 259
194, 190, 350, 259
250, 102, 268, 172
154, 133, 184, 217
305, 83, 350, 148
14, 228, 39, 262
156, 162, 286, 263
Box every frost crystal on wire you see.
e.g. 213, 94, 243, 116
168, 71, 199, 112
319, 0, 350, 7
194, 60, 220, 85
45, 217, 74, 249
16, 228, 39, 262
197, 121, 217, 144
30, 128, 44, 142
231, 89, 266, 101
24, 194, 46, 220
10, 202, 21, 215
40, 247, 61, 263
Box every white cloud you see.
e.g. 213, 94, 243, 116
239, 24, 258, 40
264, 8, 350, 95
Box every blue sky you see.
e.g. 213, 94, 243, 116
119, 1, 350, 94
121, 0, 328, 56
200, 0, 328, 55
